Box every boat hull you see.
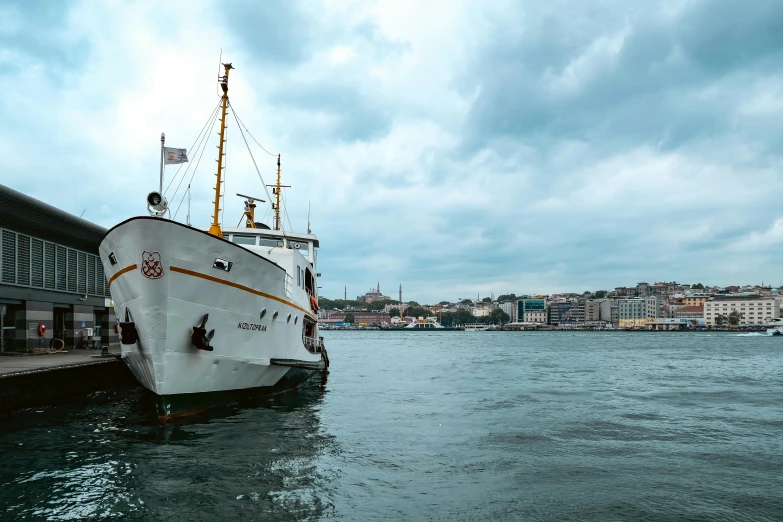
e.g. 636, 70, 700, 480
99, 217, 324, 402
155, 366, 321, 421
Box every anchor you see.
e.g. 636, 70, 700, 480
119, 308, 139, 345
191, 313, 215, 351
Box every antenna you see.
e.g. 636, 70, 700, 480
186, 184, 191, 226
236, 193, 266, 203
266, 154, 291, 231
236, 193, 266, 228
307, 201, 311, 234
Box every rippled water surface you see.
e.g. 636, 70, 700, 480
1, 331, 782, 521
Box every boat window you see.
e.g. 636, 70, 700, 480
297, 266, 301, 287
258, 238, 284, 247
232, 235, 256, 245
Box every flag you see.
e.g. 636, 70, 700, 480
163, 147, 188, 164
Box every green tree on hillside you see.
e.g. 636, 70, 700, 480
344, 313, 355, 324
453, 308, 476, 326
497, 294, 517, 303
489, 308, 510, 325
692, 283, 705, 290
404, 306, 431, 318
594, 290, 607, 298
439, 301, 450, 305
482, 297, 492, 303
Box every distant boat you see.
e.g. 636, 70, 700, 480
404, 316, 445, 329
463, 323, 490, 332
764, 318, 783, 336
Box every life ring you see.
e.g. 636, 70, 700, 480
310, 296, 319, 312
38, 323, 46, 336
115, 323, 119, 333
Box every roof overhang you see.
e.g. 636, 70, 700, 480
0, 184, 106, 251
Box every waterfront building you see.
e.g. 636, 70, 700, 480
636, 282, 650, 297
618, 298, 646, 319
663, 301, 685, 318
569, 300, 586, 323
0, 184, 119, 352
683, 293, 712, 306
548, 301, 572, 325
599, 299, 619, 325
499, 301, 516, 322
674, 305, 704, 319
518, 298, 547, 323
585, 300, 602, 322
617, 296, 660, 328
645, 296, 661, 318
703, 295, 780, 326
356, 283, 390, 303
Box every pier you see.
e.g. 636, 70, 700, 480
0, 348, 135, 413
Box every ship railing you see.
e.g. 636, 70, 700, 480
302, 335, 323, 354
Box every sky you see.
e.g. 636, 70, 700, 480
1, 0, 783, 303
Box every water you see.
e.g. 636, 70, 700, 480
1, 331, 781, 521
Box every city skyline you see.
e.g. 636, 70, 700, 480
2, 1, 782, 303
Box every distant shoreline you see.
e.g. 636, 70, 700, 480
322, 328, 772, 334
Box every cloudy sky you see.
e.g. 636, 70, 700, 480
2, 0, 782, 302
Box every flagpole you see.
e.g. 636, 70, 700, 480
159, 132, 165, 194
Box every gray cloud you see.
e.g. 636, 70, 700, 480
1, 0, 783, 302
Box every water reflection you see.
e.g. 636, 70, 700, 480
0, 378, 334, 521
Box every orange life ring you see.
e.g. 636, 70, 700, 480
310, 296, 319, 312
114, 323, 119, 333
38, 323, 46, 337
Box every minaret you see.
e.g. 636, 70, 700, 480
377, 281, 380, 294
399, 284, 402, 304
344, 286, 347, 300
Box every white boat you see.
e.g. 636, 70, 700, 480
404, 316, 445, 329
463, 323, 489, 332
764, 318, 783, 336
100, 63, 328, 420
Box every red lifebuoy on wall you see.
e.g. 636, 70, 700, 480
310, 296, 319, 312
38, 323, 46, 337
114, 323, 119, 333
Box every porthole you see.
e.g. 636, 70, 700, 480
260, 309, 267, 319
273, 311, 279, 320
294, 316, 298, 324
287, 313, 292, 323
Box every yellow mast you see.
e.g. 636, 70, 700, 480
208, 63, 233, 238
275, 155, 281, 231
267, 154, 290, 231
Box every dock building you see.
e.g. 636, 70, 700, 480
518, 298, 546, 323
703, 295, 780, 326
0, 184, 118, 352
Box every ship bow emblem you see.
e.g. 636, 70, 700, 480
141, 251, 164, 279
